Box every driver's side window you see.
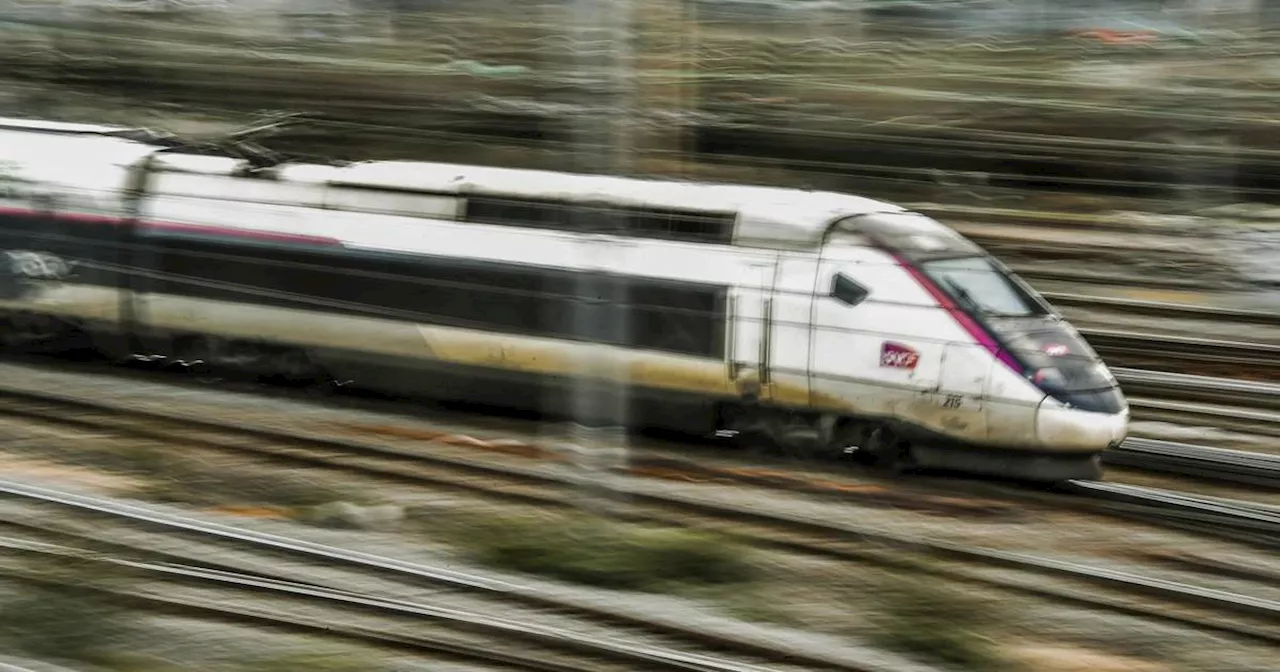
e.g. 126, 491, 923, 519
830, 272, 869, 306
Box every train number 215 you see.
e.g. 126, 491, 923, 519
941, 394, 963, 409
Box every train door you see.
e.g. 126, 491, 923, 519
762, 254, 816, 407
935, 343, 990, 438
119, 160, 162, 354
726, 258, 775, 400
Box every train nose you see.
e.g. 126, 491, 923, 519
1035, 396, 1129, 452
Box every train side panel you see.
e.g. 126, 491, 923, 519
134, 175, 787, 433
0, 131, 154, 353
809, 244, 978, 439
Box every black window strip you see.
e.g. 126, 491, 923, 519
0, 212, 729, 358
147, 237, 728, 359
463, 196, 736, 245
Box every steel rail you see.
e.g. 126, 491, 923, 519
1065, 480, 1280, 525
0, 662, 47, 672
1125, 398, 1280, 438
1080, 328, 1280, 368
0, 485, 923, 672
0, 380, 1275, 539
1043, 292, 1280, 328
0, 543, 723, 672
9, 356, 1279, 492
0, 537, 780, 672
1, 479, 1278, 647
1017, 267, 1238, 292
1050, 480, 1280, 552
0, 362, 1276, 606
0, 396, 901, 665
1113, 368, 1280, 411
1104, 438, 1280, 488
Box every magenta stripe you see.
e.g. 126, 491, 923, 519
145, 220, 342, 246
893, 254, 1024, 374
0, 205, 342, 247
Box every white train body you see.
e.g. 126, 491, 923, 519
0, 118, 1128, 480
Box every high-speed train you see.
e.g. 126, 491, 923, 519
0, 116, 1128, 481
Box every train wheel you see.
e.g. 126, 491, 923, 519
833, 421, 872, 463
2, 311, 64, 349
865, 425, 914, 472
172, 335, 220, 381
737, 432, 777, 458
270, 348, 322, 386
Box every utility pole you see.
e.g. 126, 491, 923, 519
560, 0, 636, 515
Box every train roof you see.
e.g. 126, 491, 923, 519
0, 128, 160, 187
832, 211, 986, 260
304, 161, 907, 251
144, 154, 908, 251
2, 120, 911, 251
0, 116, 139, 135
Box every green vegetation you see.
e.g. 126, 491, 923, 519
0, 554, 388, 671
2, 436, 387, 525
712, 588, 800, 626
97, 652, 198, 672
870, 573, 1008, 671
135, 455, 362, 510
0, 585, 132, 662
7, 436, 370, 510
456, 514, 757, 592
0, 557, 137, 664
234, 652, 380, 672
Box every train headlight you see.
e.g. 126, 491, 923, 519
1031, 367, 1067, 389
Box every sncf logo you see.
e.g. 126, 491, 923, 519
880, 342, 920, 370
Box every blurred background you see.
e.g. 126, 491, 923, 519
0, 0, 1277, 303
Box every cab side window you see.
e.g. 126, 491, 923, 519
830, 272, 869, 307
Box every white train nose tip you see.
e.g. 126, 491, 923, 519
1036, 398, 1130, 452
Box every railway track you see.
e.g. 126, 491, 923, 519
1114, 369, 1280, 412
1082, 329, 1280, 372
0, 533, 814, 672
1104, 438, 1280, 489
1044, 293, 1280, 329
1110, 368, 1280, 437
0, 363, 1273, 531
1018, 267, 1236, 291
1, 337, 1277, 486
2, 471, 1278, 654
1019, 292, 1280, 378
1126, 398, 1280, 438
0, 371, 1276, 646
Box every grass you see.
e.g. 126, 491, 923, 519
709, 588, 800, 625
0, 556, 138, 665
869, 573, 1009, 671
88, 443, 365, 509
1, 437, 376, 517
0, 553, 389, 671
0, 586, 132, 663
449, 512, 757, 592
234, 652, 378, 672
136, 458, 361, 509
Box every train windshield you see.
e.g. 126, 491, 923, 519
995, 325, 1124, 412
920, 256, 1047, 317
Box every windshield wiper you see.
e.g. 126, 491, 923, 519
942, 278, 988, 315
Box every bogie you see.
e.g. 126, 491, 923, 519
0, 310, 83, 351
137, 334, 330, 388
862, 425, 915, 472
